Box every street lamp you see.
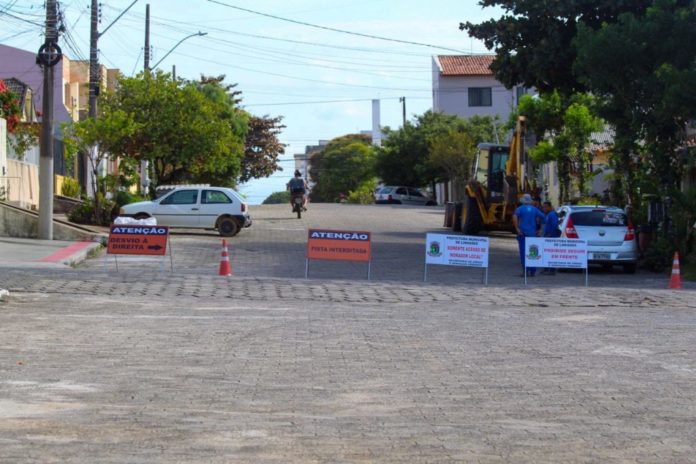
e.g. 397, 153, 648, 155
150, 31, 207, 70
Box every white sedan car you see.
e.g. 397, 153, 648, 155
558, 205, 638, 273
120, 186, 251, 237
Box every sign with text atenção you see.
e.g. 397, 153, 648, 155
525, 237, 588, 269
107, 225, 169, 256
425, 233, 489, 268
306, 229, 371, 263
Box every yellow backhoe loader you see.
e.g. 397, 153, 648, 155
459, 116, 537, 235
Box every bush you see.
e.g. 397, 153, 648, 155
68, 194, 115, 226
114, 190, 147, 207
263, 191, 290, 204
347, 179, 378, 205
641, 235, 677, 273
61, 177, 81, 198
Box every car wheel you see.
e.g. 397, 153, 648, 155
623, 263, 637, 274
218, 217, 240, 237
134, 213, 150, 220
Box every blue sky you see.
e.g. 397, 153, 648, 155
2, 0, 501, 203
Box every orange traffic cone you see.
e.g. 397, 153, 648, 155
668, 251, 681, 289
218, 239, 233, 276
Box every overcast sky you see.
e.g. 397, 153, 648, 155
2, 0, 502, 202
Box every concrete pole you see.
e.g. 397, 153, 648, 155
371, 99, 382, 146
85, 0, 100, 198
38, 0, 58, 240
140, 4, 150, 195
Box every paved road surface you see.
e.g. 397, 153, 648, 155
0, 204, 694, 462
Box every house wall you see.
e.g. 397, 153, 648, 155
0, 44, 72, 126
432, 59, 517, 121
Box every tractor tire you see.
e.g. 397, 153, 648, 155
461, 196, 483, 236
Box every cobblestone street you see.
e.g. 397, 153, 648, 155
1, 204, 695, 462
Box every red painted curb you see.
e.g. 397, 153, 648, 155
39, 241, 95, 263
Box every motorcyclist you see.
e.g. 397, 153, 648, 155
287, 170, 308, 211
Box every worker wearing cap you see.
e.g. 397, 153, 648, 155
513, 193, 546, 277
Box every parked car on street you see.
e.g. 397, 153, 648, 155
119, 186, 251, 237
557, 205, 637, 273
374, 186, 436, 206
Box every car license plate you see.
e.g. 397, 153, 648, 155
593, 253, 611, 260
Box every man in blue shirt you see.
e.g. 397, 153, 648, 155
540, 201, 561, 275
512, 193, 546, 277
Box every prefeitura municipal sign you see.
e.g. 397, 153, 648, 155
524, 237, 589, 286
424, 233, 490, 284
107, 225, 170, 255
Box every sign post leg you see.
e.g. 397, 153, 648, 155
367, 260, 371, 281
168, 236, 174, 272
423, 264, 428, 283
115, 255, 119, 272
585, 267, 589, 287
305, 258, 309, 280
484, 266, 488, 286
524, 266, 527, 287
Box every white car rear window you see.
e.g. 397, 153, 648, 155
571, 211, 627, 227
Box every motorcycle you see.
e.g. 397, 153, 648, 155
291, 193, 304, 219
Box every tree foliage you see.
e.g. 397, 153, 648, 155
518, 92, 602, 203
461, 1, 652, 96
464, 0, 696, 265
240, 115, 286, 183
428, 130, 477, 199
310, 134, 375, 202
99, 71, 247, 189
376, 111, 505, 187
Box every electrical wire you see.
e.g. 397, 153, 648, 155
205, 0, 467, 54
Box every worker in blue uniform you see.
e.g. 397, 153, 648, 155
540, 201, 561, 275
512, 193, 546, 277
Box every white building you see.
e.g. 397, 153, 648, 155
432, 55, 529, 123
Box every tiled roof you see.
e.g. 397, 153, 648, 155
436, 55, 495, 76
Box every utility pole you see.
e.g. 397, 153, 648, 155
85, 0, 99, 198
37, 0, 60, 240
89, 0, 99, 120
144, 4, 150, 73
140, 3, 151, 194
172, 64, 176, 80
399, 96, 406, 126
87, 0, 138, 197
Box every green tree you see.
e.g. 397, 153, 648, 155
377, 111, 505, 188
428, 130, 477, 199
461, 1, 652, 96
310, 134, 375, 202
240, 115, 286, 183
517, 92, 602, 203
102, 71, 247, 190
63, 109, 138, 216
262, 190, 291, 204
573, 0, 696, 194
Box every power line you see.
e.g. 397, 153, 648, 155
206, 0, 467, 54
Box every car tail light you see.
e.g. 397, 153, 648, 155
241, 203, 247, 213
624, 222, 635, 241
565, 216, 579, 239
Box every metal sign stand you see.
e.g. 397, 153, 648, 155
305, 257, 371, 281
424, 263, 488, 286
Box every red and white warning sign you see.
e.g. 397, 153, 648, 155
107, 225, 169, 256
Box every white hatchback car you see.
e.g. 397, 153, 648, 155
557, 205, 638, 273
120, 186, 251, 237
